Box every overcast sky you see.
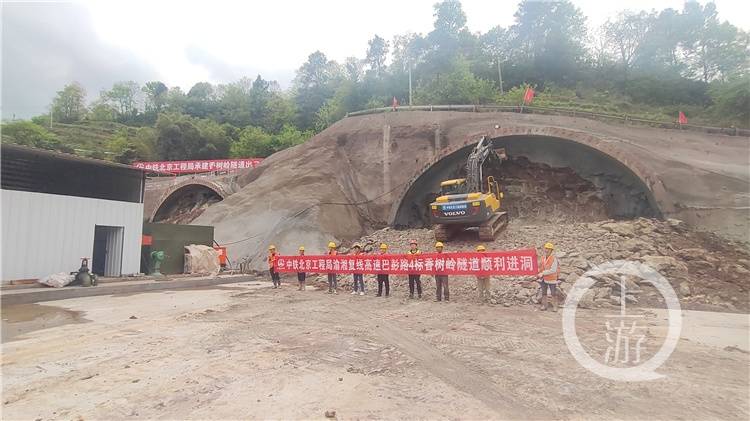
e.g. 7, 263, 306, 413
2, 0, 748, 119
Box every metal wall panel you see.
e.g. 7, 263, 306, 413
1, 190, 143, 280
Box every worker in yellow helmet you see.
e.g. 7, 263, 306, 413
434, 241, 449, 302
327, 242, 338, 294
475, 245, 491, 302
407, 239, 422, 299
268, 245, 281, 289
376, 243, 390, 297
538, 242, 560, 312
297, 246, 306, 291
351, 243, 365, 296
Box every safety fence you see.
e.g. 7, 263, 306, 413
346, 104, 750, 137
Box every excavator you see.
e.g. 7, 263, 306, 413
429, 136, 508, 242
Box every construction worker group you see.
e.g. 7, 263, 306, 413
267, 240, 560, 309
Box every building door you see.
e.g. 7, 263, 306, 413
92, 225, 124, 277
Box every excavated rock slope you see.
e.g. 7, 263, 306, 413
194, 111, 749, 269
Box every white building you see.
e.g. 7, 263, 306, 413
1, 144, 146, 281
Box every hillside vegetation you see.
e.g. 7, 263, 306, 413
2, 0, 747, 162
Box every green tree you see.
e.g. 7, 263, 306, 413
218, 77, 252, 127
293, 51, 343, 129
414, 57, 497, 104
100, 81, 141, 121
365, 35, 389, 77
510, 0, 587, 85
185, 82, 218, 118
51, 82, 87, 123
154, 113, 230, 160
603, 11, 654, 79
230, 125, 273, 157
681, 2, 748, 82
142, 81, 168, 114
1, 121, 66, 151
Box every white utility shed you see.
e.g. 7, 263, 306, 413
1, 144, 146, 281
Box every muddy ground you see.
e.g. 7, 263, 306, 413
2, 282, 748, 420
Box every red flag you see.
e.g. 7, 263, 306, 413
523, 87, 535, 105
678, 111, 688, 125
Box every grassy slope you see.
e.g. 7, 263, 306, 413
47, 121, 138, 158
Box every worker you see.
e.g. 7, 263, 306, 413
297, 246, 306, 291
351, 243, 365, 296
434, 242, 449, 302
376, 243, 390, 297
268, 245, 281, 288
407, 239, 422, 299
476, 245, 490, 302
538, 242, 560, 312
327, 242, 338, 294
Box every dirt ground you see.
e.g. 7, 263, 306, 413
2, 281, 748, 420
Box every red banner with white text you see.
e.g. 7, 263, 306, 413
132, 158, 262, 174
275, 249, 538, 276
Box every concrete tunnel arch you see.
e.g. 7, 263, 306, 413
390, 126, 667, 227
150, 179, 228, 223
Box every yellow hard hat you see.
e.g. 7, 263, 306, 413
268, 245, 276, 250
544, 242, 554, 250
379, 243, 388, 250
298, 246, 305, 251
435, 241, 444, 248
476, 245, 486, 251
328, 242, 336, 248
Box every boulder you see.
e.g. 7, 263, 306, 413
578, 289, 596, 309
641, 255, 689, 276
679, 282, 691, 297
600, 222, 637, 237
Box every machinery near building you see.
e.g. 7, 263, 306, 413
429, 136, 508, 242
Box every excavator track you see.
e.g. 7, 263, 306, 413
434, 224, 450, 242
478, 211, 508, 241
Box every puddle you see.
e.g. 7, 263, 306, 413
1, 303, 89, 343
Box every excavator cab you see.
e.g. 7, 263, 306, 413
440, 179, 466, 196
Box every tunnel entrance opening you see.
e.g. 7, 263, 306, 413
152, 185, 223, 224
393, 135, 661, 228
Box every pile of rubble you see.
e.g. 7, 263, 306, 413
338, 217, 749, 312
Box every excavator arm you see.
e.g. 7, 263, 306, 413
464, 136, 504, 193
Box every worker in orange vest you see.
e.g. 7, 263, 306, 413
538, 242, 560, 311
268, 245, 281, 288
327, 242, 338, 294
476, 245, 491, 302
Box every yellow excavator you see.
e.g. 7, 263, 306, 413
429, 136, 508, 242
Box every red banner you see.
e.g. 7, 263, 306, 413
275, 249, 538, 276
133, 158, 262, 174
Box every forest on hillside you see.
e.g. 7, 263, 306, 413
2, 0, 748, 163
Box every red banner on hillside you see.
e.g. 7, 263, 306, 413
275, 249, 538, 276
133, 158, 262, 174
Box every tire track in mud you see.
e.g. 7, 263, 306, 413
338, 302, 543, 418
